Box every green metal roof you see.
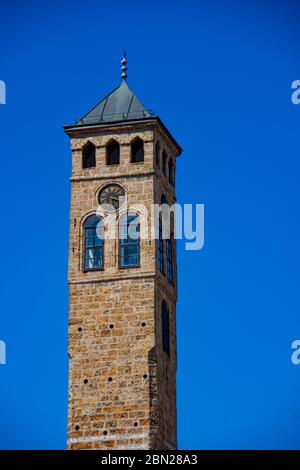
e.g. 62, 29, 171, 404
75, 80, 155, 126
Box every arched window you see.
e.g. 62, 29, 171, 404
83, 215, 104, 271
162, 301, 170, 355
119, 212, 140, 267
131, 137, 144, 163
106, 140, 120, 165
160, 193, 172, 246
82, 142, 96, 169
162, 151, 167, 176
168, 160, 174, 186
166, 237, 173, 284
161, 193, 170, 224
157, 218, 164, 273
155, 142, 160, 168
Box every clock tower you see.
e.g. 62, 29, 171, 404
64, 55, 182, 450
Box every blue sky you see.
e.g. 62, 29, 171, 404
1, 0, 300, 449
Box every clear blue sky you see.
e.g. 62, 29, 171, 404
1, 0, 300, 450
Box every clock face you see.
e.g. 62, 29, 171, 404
98, 184, 126, 212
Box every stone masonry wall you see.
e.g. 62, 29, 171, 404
68, 278, 155, 450
67, 121, 179, 449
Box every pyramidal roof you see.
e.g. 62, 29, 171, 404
75, 80, 155, 126
64, 54, 182, 154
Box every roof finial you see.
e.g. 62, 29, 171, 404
121, 51, 127, 80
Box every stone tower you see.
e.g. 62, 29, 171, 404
64, 56, 182, 450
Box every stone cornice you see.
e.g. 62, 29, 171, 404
70, 172, 155, 182
68, 272, 156, 285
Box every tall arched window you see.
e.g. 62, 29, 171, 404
106, 140, 120, 165
131, 137, 144, 163
166, 237, 173, 284
82, 142, 96, 169
155, 142, 160, 168
161, 193, 170, 228
157, 218, 164, 273
168, 160, 174, 186
162, 151, 167, 176
119, 212, 140, 267
83, 215, 104, 271
162, 300, 170, 355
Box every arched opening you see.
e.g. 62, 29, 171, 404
106, 140, 120, 165
131, 137, 144, 163
82, 142, 96, 169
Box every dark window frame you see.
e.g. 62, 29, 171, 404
119, 213, 141, 268
83, 215, 104, 271
166, 238, 174, 284
157, 218, 164, 273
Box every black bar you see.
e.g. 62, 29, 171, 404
0, 450, 300, 465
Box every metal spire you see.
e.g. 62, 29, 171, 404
121, 51, 127, 80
